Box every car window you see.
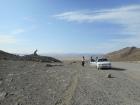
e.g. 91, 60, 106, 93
102, 58, 108, 61
98, 58, 108, 62
98, 59, 102, 62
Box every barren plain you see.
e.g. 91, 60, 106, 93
0, 60, 140, 105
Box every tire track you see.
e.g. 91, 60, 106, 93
55, 72, 79, 105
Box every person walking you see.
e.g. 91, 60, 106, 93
82, 56, 85, 67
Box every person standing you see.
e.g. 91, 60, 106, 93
95, 56, 98, 61
82, 56, 85, 67
90, 56, 95, 62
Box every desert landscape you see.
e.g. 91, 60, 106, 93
0, 47, 140, 105
1, 0, 140, 104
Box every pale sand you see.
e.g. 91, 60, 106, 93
0, 60, 140, 105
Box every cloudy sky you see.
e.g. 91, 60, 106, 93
0, 0, 140, 54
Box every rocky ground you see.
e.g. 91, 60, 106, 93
0, 60, 140, 105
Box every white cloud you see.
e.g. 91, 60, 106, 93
0, 35, 17, 44
54, 5, 140, 52
0, 28, 25, 45
54, 5, 140, 24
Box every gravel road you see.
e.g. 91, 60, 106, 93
0, 60, 140, 105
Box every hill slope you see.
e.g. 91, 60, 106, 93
0, 50, 61, 62
106, 47, 140, 61
0, 50, 20, 60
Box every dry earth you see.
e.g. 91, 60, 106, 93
0, 60, 140, 105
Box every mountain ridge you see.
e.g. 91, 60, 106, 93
106, 46, 140, 61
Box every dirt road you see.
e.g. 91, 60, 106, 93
0, 60, 140, 105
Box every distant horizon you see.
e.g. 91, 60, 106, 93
12, 52, 104, 56
0, 46, 138, 55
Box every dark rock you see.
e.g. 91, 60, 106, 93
46, 64, 53, 67
0, 91, 8, 100
0, 78, 3, 81
70, 61, 77, 65
107, 74, 112, 78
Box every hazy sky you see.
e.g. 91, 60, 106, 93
0, 0, 140, 54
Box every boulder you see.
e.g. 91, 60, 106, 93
106, 74, 112, 78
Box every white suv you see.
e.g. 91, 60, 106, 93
96, 58, 111, 70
